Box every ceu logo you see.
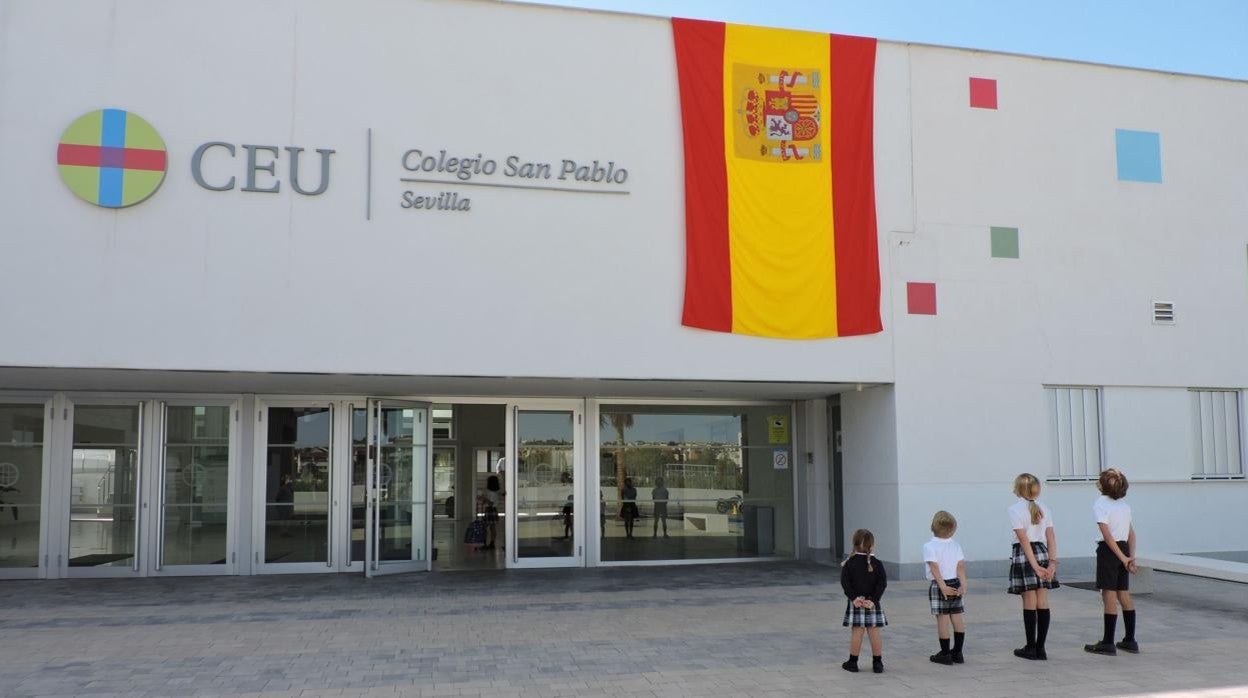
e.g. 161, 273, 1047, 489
56, 109, 168, 208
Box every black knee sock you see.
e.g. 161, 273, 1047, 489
953, 631, 965, 653
1022, 609, 1037, 648
939, 637, 950, 652
1036, 609, 1051, 650
1102, 613, 1117, 644
1122, 609, 1136, 641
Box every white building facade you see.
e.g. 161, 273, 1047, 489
0, 0, 1244, 580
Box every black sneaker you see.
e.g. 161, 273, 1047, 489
1013, 646, 1040, 660
1084, 641, 1117, 656
872, 657, 884, 674
929, 651, 953, 665
1035, 648, 1047, 661
950, 650, 964, 664
841, 660, 858, 673
1116, 640, 1139, 654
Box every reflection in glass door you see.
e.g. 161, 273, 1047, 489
260, 404, 333, 569
509, 405, 582, 568
365, 400, 429, 576
66, 403, 143, 574
0, 403, 48, 576
156, 403, 234, 572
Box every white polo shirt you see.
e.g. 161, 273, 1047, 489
922, 536, 965, 581
1008, 498, 1054, 543
1093, 495, 1132, 542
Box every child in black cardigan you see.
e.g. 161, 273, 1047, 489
841, 528, 888, 674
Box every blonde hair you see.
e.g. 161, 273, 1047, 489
931, 510, 957, 538
841, 528, 876, 572
1098, 468, 1129, 500
1013, 473, 1043, 525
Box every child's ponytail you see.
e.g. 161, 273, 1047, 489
1013, 473, 1043, 524
850, 528, 876, 571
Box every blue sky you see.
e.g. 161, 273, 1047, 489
519, 0, 1248, 80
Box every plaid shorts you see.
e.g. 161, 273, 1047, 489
843, 601, 888, 627
1007, 542, 1061, 594
929, 578, 965, 615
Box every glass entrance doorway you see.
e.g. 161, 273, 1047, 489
254, 401, 336, 573
363, 400, 430, 576
507, 401, 584, 569
54, 397, 241, 578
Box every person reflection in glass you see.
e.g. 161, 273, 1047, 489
275, 474, 295, 538
652, 477, 670, 539
621, 477, 639, 540
478, 475, 502, 551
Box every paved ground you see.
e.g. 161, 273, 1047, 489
1, 563, 1246, 697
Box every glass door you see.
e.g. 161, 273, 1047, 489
152, 401, 238, 575
254, 401, 336, 573
0, 400, 52, 579
507, 402, 583, 569
364, 400, 430, 576
62, 400, 145, 577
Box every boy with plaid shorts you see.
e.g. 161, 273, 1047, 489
924, 511, 968, 665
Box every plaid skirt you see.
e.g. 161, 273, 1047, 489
843, 601, 888, 627
929, 578, 965, 615
1007, 541, 1061, 594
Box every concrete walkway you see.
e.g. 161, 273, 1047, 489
1, 563, 1246, 697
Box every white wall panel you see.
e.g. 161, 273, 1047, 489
0, 0, 894, 383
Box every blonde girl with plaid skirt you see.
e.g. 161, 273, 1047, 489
1007, 473, 1060, 660
840, 528, 888, 674
924, 511, 968, 665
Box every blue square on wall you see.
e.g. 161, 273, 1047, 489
1115, 129, 1162, 183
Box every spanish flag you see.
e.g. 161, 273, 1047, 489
674, 19, 881, 339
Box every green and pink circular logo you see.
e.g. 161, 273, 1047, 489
56, 108, 167, 208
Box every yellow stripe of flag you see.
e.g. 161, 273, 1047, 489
723, 24, 838, 338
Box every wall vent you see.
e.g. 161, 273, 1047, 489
1152, 300, 1175, 324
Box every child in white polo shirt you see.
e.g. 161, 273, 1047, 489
924, 510, 968, 665
1085, 468, 1139, 655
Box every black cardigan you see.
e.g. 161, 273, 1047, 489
840, 553, 888, 605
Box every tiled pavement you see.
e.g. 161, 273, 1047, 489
1, 563, 1246, 697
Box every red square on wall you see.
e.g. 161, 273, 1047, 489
969, 77, 997, 109
907, 282, 937, 315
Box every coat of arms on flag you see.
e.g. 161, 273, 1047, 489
734, 64, 822, 163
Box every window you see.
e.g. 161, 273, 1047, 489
432, 405, 454, 440
1191, 390, 1244, 479
598, 404, 794, 562
1045, 387, 1103, 480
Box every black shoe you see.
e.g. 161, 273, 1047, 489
1084, 641, 1117, 656
929, 651, 953, 665
871, 657, 884, 674
1116, 640, 1139, 653
1013, 646, 1040, 660
841, 660, 858, 673
950, 650, 964, 664
1035, 648, 1047, 660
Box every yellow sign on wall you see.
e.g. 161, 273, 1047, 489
768, 415, 789, 444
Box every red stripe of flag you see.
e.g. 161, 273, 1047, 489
829, 33, 882, 336
123, 148, 167, 171
673, 18, 732, 333
57, 143, 102, 167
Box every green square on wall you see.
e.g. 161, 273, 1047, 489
991, 226, 1019, 259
